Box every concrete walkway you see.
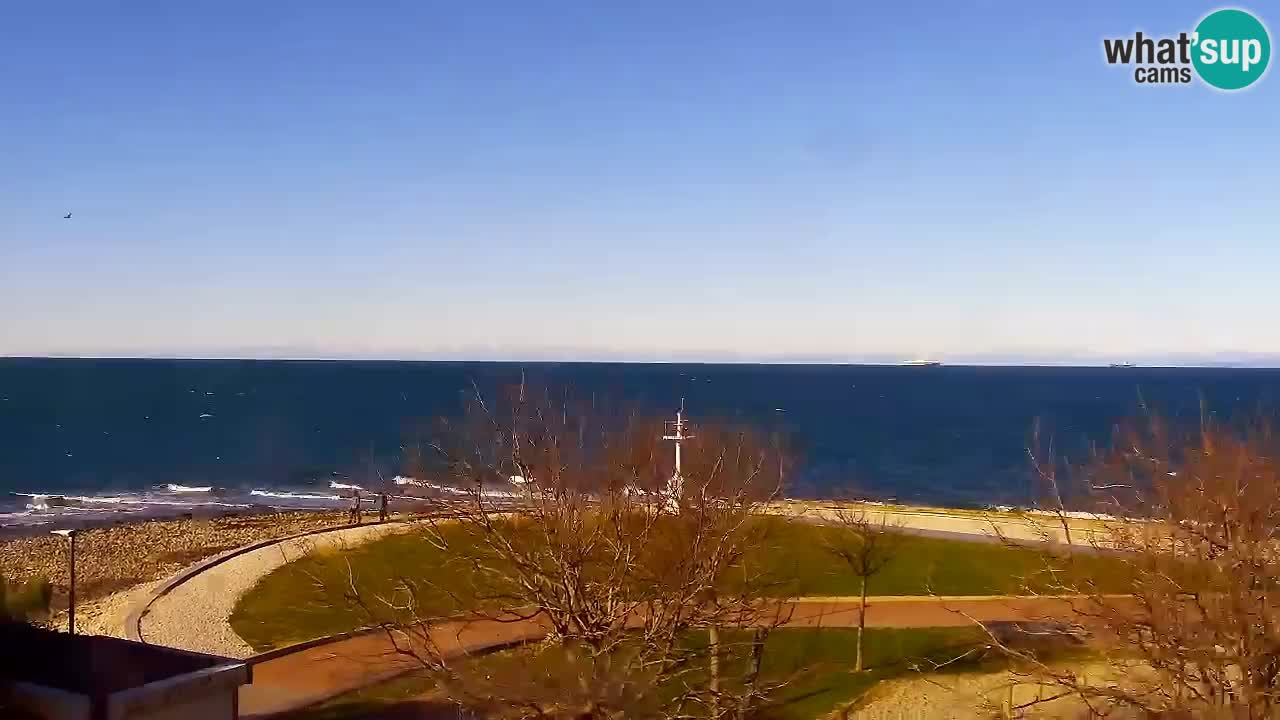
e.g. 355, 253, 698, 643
789, 504, 1113, 547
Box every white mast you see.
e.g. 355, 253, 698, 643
663, 400, 694, 510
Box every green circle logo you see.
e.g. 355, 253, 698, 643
1192, 9, 1271, 90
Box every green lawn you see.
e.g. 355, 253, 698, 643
763, 519, 1126, 598
231, 518, 1128, 652
662, 625, 1006, 719
282, 626, 1021, 720
231, 530, 467, 651
761, 627, 995, 719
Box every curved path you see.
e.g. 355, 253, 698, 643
136, 521, 411, 657
122, 509, 1102, 717
137, 506, 1101, 657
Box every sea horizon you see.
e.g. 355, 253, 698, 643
6, 355, 1280, 369
6, 358, 1280, 530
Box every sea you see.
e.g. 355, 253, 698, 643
3, 358, 1279, 532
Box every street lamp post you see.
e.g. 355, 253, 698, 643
51, 529, 78, 634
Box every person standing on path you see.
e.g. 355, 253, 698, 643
350, 489, 362, 525
378, 493, 388, 522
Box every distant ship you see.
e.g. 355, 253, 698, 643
1109, 362, 1136, 368
901, 359, 942, 367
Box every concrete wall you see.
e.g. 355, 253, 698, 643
10, 663, 246, 720
113, 689, 235, 720
107, 664, 248, 720
9, 682, 90, 720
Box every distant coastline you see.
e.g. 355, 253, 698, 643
6, 354, 1280, 368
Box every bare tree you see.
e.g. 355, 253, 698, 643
821, 506, 903, 672
344, 386, 797, 719
987, 413, 1280, 719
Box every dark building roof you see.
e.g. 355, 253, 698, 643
0, 621, 238, 696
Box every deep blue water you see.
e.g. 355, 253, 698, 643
2, 358, 1279, 527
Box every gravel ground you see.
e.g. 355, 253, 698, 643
138, 521, 410, 658
1, 511, 351, 608
844, 662, 1124, 719
47, 580, 162, 637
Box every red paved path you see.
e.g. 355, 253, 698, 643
239, 595, 1083, 718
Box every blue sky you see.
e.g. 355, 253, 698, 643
2, 1, 1277, 364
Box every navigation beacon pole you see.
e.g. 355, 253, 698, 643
665, 402, 720, 705
663, 401, 693, 512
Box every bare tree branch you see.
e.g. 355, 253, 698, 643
332, 386, 797, 719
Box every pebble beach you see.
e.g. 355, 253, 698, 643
0, 510, 352, 618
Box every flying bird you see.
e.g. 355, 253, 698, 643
63, 212, 72, 219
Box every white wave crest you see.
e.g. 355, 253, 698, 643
250, 489, 341, 501
329, 481, 364, 491
1025, 509, 1120, 521
12, 491, 250, 511
165, 484, 213, 493
392, 476, 518, 498
0, 511, 57, 527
